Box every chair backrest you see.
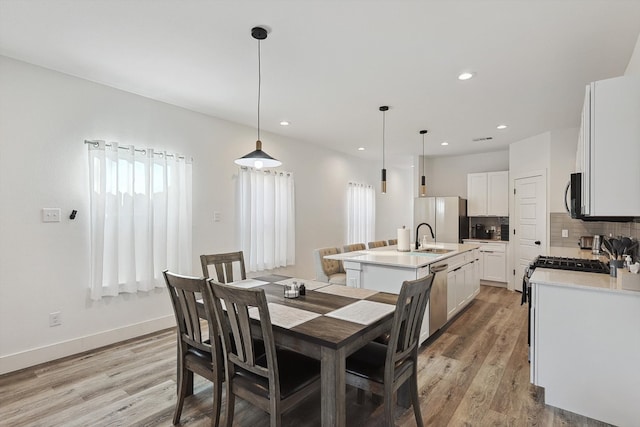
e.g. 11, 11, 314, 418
343, 243, 366, 253
163, 270, 218, 357
368, 240, 388, 249
314, 247, 344, 279
388, 239, 398, 245
205, 281, 282, 400
386, 274, 434, 371
200, 251, 246, 283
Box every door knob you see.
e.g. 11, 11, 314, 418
535, 241, 541, 245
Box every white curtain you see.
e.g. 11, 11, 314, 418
346, 182, 375, 244
88, 141, 192, 300
238, 168, 295, 272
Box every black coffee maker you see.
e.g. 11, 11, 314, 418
474, 224, 488, 239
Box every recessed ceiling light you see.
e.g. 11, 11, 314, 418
441, 142, 449, 146
497, 124, 507, 130
279, 121, 290, 126
357, 147, 365, 151
457, 72, 474, 81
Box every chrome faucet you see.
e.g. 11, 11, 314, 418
415, 222, 435, 250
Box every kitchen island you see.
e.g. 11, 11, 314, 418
325, 243, 480, 343
529, 266, 640, 426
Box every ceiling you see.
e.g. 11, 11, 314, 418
1, 0, 639, 167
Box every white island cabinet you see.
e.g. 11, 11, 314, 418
325, 243, 479, 344
530, 269, 640, 426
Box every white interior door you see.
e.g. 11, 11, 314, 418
513, 173, 546, 292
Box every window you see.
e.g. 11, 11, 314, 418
87, 141, 192, 300
346, 182, 375, 244
238, 167, 295, 272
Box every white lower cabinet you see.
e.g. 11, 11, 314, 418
464, 241, 508, 283
446, 255, 480, 321
483, 251, 506, 282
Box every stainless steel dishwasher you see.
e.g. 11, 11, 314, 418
429, 262, 449, 336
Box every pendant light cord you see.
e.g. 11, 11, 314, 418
257, 39, 261, 141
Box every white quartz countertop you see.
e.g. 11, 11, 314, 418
530, 268, 640, 295
529, 246, 640, 295
325, 242, 479, 269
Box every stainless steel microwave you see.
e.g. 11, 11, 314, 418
565, 173, 633, 222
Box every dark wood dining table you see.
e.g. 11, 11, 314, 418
197, 274, 398, 427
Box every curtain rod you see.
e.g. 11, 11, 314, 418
84, 140, 190, 161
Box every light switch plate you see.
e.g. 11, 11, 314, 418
213, 211, 222, 222
561, 229, 569, 238
42, 208, 61, 222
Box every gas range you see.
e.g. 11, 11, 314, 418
530, 256, 610, 274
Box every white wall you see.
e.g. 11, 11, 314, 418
0, 56, 412, 373
549, 128, 579, 213
625, 32, 640, 76
421, 150, 509, 198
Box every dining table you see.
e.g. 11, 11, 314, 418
196, 273, 399, 427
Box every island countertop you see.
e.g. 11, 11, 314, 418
325, 242, 479, 269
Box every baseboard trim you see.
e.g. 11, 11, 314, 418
0, 315, 175, 375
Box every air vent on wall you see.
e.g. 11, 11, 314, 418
472, 136, 494, 142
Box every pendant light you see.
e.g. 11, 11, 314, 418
234, 26, 281, 169
379, 106, 389, 193
419, 130, 428, 196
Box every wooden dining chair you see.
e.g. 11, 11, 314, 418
163, 270, 223, 426
343, 243, 366, 252
345, 274, 434, 427
200, 251, 246, 283
368, 240, 388, 249
388, 239, 398, 245
204, 280, 321, 427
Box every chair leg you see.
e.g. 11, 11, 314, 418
383, 388, 395, 427
410, 368, 424, 427
212, 373, 222, 427
224, 382, 235, 427
269, 397, 282, 427
173, 365, 188, 425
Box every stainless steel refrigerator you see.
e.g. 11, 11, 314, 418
414, 196, 469, 244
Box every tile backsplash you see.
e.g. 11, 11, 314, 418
550, 213, 640, 248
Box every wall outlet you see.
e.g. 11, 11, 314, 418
42, 208, 61, 223
49, 311, 62, 327
213, 211, 221, 222
561, 229, 569, 238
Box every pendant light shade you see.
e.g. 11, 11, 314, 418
234, 26, 281, 169
380, 106, 389, 193
420, 130, 428, 196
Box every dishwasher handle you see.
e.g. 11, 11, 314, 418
431, 264, 448, 273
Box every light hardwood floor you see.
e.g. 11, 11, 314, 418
0, 286, 611, 426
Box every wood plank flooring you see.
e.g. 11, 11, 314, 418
0, 286, 612, 426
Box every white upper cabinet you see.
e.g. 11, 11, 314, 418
580, 75, 640, 216
467, 173, 487, 216
467, 171, 508, 216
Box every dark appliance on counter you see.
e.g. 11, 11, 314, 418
565, 173, 634, 222
473, 224, 488, 239
522, 255, 609, 361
